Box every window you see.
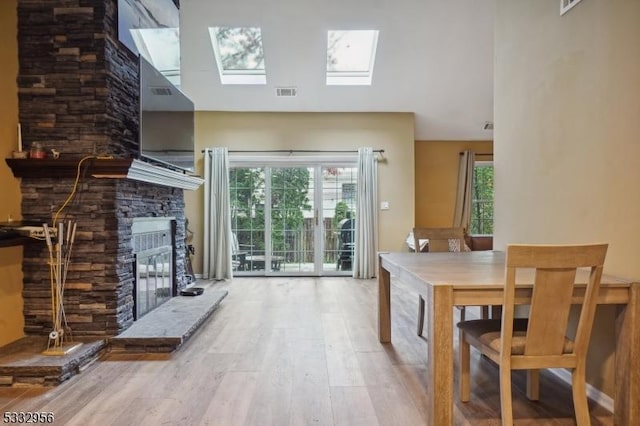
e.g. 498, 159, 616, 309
341, 182, 356, 203
470, 162, 493, 235
326, 30, 379, 86
560, 0, 584, 15
208, 27, 266, 85
229, 162, 357, 276
118, 0, 182, 86
130, 27, 182, 87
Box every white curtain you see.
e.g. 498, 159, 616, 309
453, 150, 475, 233
203, 147, 233, 280
353, 147, 378, 279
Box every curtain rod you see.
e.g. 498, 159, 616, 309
202, 149, 384, 154
460, 152, 493, 156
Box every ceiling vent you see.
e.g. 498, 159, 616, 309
483, 121, 494, 130
150, 86, 173, 96
276, 87, 297, 97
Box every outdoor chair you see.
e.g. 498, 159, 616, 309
337, 218, 355, 271
231, 232, 248, 271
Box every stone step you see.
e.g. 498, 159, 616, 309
108, 286, 228, 353
0, 337, 107, 387
0, 285, 228, 386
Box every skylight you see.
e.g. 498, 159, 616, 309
130, 27, 181, 87
208, 27, 266, 85
326, 30, 379, 86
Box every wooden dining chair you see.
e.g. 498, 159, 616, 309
413, 227, 466, 336
457, 244, 608, 426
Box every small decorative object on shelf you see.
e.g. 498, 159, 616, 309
41, 221, 83, 356
51, 149, 60, 159
11, 150, 27, 159
30, 142, 46, 159
17, 123, 22, 151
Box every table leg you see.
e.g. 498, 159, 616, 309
427, 285, 454, 425
615, 283, 640, 425
378, 257, 391, 343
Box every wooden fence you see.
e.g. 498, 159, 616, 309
235, 218, 345, 264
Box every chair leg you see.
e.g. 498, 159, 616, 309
499, 363, 514, 426
459, 328, 471, 402
491, 305, 502, 319
572, 366, 591, 426
417, 294, 425, 336
526, 369, 540, 401
481, 305, 490, 319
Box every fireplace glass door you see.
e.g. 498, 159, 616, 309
135, 246, 173, 319
132, 218, 175, 320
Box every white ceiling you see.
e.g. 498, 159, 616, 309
179, 0, 495, 140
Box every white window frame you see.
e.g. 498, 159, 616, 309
470, 160, 494, 236
208, 27, 267, 85
326, 30, 379, 86
228, 154, 358, 276
560, 0, 584, 16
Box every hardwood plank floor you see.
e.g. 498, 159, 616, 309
2, 277, 614, 425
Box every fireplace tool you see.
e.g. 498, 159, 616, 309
42, 221, 83, 356
184, 218, 195, 284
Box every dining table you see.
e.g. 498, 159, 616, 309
377, 250, 640, 425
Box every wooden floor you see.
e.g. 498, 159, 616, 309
0, 277, 614, 425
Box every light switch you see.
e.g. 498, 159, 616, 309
380, 201, 390, 210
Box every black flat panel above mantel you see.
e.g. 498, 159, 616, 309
5, 158, 134, 179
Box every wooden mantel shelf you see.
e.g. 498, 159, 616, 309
5, 158, 133, 178
5, 158, 204, 190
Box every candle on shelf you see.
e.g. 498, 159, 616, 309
17, 123, 22, 152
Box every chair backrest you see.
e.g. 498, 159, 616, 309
412, 227, 465, 253
502, 244, 608, 360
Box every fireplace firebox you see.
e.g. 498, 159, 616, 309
132, 218, 176, 319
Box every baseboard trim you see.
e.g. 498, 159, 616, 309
548, 368, 614, 413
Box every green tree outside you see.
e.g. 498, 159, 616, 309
270, 168, 312, 252
229, 167, 265, 250
471, 165, 494, 235
332, 201, 351, 229
229, 167, 311, 253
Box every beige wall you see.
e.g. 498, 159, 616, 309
185, 112, 415, 274
495, 1, 640, 397
415, 140, 493, 227
0, 0, 24, 346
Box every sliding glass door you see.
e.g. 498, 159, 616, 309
230, 162, 356, 276
320, 166, 357, 274
269, 167, 315, 273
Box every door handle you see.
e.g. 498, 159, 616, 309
315, 208, 319, 226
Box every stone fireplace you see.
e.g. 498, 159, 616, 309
10, 0, 198, 338
15, 175, 191, 338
